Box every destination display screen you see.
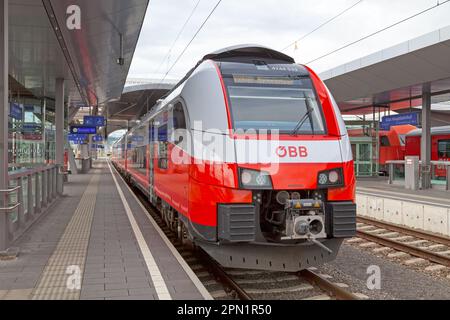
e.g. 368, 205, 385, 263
233, 75, 295, 85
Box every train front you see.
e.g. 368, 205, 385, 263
187, 51, 356, 272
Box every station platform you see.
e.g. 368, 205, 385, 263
357, 178, 450, 206
0, 160, 211, 300
356, 179, 450, 237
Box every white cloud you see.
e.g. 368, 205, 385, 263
128, 0, 450, 80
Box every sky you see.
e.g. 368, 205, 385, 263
127, 0, 450, 81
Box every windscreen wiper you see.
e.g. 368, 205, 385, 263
289, 98, 315, 136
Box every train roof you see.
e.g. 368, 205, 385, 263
158, 45, 297, 105
406, 126, 450, 137
203, 44, 295, 63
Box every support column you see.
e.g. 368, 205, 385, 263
0, 0, 8, 252
421, 83, 432, 189
55, 78, 65, 194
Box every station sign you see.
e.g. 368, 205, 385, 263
84, 116, 106, 127
380, 112, 419, 131
9, 103, 23, 120
70, 125, 97, 135
92, 135, 103, 142
68, 134, 89, 143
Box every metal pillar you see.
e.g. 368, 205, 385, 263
55, 78, 65, 194
421, 83, 432, 189
0, 0, 8, 251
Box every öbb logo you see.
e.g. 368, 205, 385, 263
276, 146, 308, 158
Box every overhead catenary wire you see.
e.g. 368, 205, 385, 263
139, 0, 222, 117
112, 0, 206, 119
305, 0, 450, 64
160, 0, 223, 82
152, 0, 202, 77
281, 0, 364, 52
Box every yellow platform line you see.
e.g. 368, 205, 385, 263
31, 174, 99, 300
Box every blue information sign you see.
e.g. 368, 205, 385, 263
380, 112, 419, 131
70, 125, 97, 135
68, 134, 89, 142
9, 103, 23, 120
92, 135, 103, 142
84, 116, 106, 127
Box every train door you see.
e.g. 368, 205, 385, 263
435, 139, 450, 179
170, 101, 189, 214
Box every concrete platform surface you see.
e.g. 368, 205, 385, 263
0, 160, 211, 300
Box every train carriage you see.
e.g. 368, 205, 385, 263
112, 45, 357, 271
405, 126, 450, 178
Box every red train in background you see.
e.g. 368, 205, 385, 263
111, 45, 357, 272
405, 126, 450, 178
348, 124, 450, 177
347, 124, 417, 175
379, 125, 418, 165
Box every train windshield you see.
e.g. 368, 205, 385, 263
223, 75, 326, 134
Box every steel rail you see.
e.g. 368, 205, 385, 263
299, 269, 360, 300
196, 249, 252, 300
357, 230, 450, 267
357, 216, 450, 247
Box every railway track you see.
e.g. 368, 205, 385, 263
116, 166, 361, 300
353, 217, 450, 272
192, 246, 360, 300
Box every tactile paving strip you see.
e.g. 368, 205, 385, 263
31, 174, 99, 300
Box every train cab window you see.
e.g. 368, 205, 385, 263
223, 75, 325, 134
172, 102, 187, 147
438, 140, 450, 158
398, 134, 406, 146
380, 135, 390, 147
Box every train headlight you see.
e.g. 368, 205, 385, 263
239, 168, 273, 189
318, 173, 328, 185
328, 170, 339, 184
317, 168, 344, 188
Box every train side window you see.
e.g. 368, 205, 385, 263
172, 102, 187, 146
173, 102, 187, 130
158, 123, 169, 169
380, 135, 390, 147
438, 140, 450, 158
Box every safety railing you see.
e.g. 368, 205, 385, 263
387, 160, 407, 185
387, 160, 450, 190
0, 165, 60, 252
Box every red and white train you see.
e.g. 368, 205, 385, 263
111, 45, 356, 271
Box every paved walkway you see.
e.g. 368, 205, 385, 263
0, 160, 210, 300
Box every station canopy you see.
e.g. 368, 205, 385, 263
320, 25, 450, 125
9, 0, 149, 118
104, 80, 176, 122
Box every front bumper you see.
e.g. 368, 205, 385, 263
216, 201, 357, 243
199, 238, 344, 272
